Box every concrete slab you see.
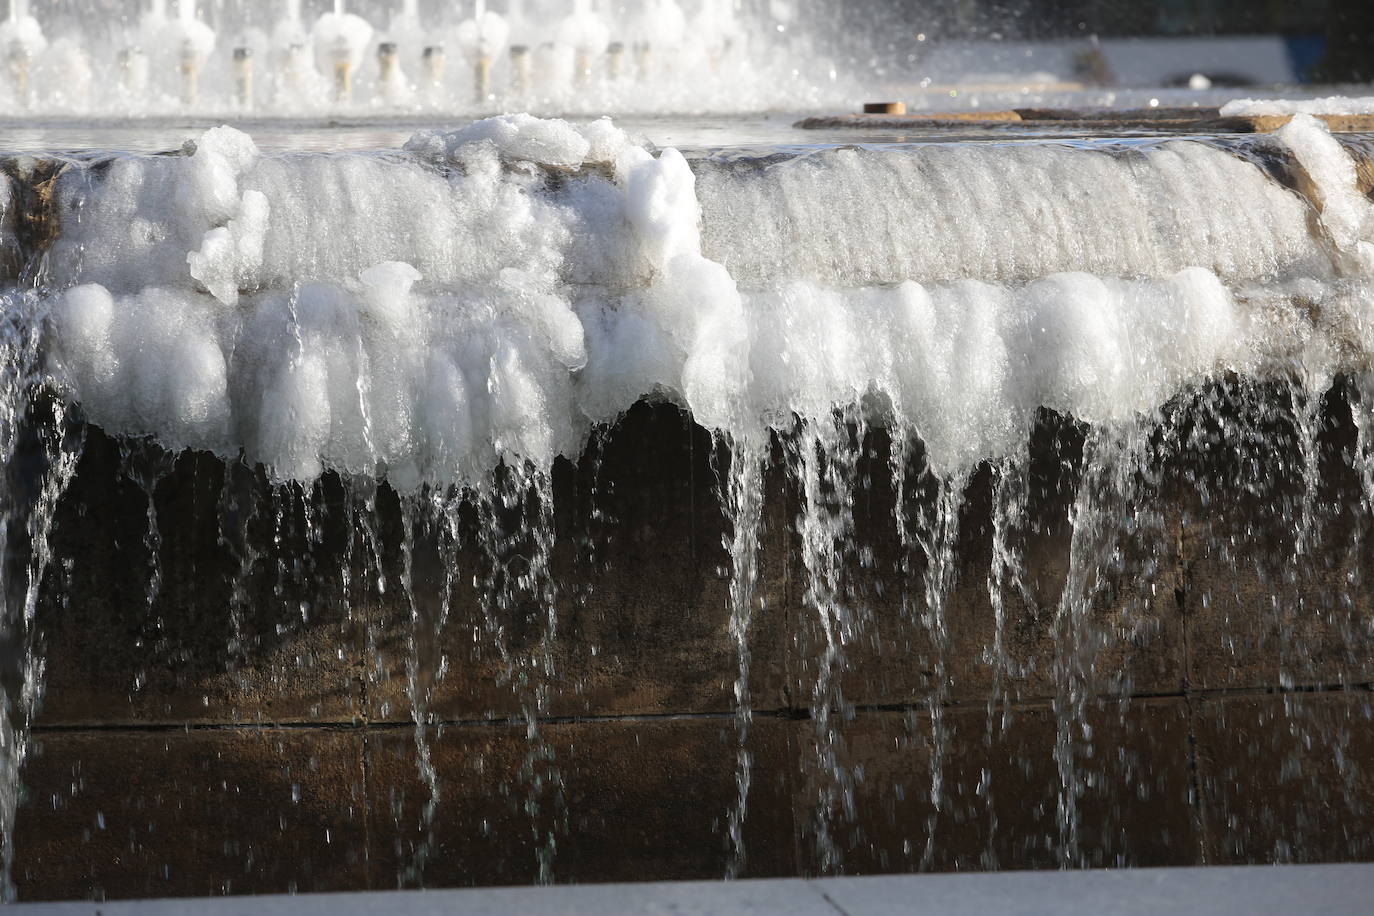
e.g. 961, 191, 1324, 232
13, 729, 370, 901
1193, 693, 1374, 865
38, 432, 368, 727
14, 864, 1374, 914
13, 879, 837, 915
793, 699, 1196, 874
1179, 383, 1374, 692
364, 715, 799, 887
361, 401, 793, 724
815, 864, 1374, 915
795, 110, 1374, 133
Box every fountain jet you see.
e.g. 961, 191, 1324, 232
457, 0, 509, 103
1, 0, 46, 107
314, 0, 373, 103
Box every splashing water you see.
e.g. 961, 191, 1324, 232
715, 430, 765, 880
0, 290, 84, 900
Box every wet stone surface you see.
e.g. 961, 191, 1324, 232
13, 387, 1374, 898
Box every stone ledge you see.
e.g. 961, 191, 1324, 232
11, 864, 1374, 915
795, 109, 1374, 133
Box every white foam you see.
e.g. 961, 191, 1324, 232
34, 39, 93, 109
170, 16, 216, 63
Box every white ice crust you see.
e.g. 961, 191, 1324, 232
1221, 96, 1374, 117
39, 115, 1374, 487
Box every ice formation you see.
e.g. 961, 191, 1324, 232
1275, 114, 1374, 272
1221, 95, 1374, 117
31, 114, 1374, 487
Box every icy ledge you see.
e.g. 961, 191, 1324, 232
15, 113, 1374, 488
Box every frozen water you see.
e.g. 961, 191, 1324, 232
1221, 96, 1374, 117
34, 115, 1374, 486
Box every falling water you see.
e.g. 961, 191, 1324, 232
468, 465, 564, 882
716, 431, 765, 879
901, 447, 966, 872
980, 449, 1030, 869
0, 291, 83, 901
790, 412, 865, 873
1050, 423, 1148, 867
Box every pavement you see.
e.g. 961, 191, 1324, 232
14, 863, 1374, 915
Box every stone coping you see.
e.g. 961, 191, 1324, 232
796, 108, 1374, 132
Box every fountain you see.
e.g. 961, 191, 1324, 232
116, 45, 149, 98
233, 46, 254, 109
0, 0, 841, 115
0, 0, 1371, 907
457, 0, 509, 103
559, 0, 608, 88
313, 0, 373, 103
174, 1, 216, 105
629, 0, 684, 82
0, 0, 45, 108
387, 0, 424, 54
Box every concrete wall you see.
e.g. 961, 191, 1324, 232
13, 391, 1374, 901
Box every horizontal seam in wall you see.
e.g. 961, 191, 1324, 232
29, 680, 1374, 734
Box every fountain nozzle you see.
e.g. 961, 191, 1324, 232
117, 46, 149, 95
330, 35, 353, 102
422, 44, 445, 86
607, 40, 625, 80
233, 46, 253, 109
5, 40, 30, 108
509, 43, 530, 96
179, 38, 200, 107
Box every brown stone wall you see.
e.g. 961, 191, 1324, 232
13, 389, 1374, 900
